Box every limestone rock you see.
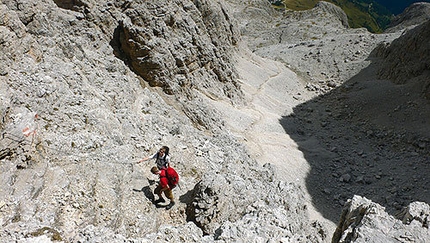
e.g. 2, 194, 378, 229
386, 2, 430, 33
376, 19, 430, 98
332, 195, 430, 243
110, 0, 241, 99
1, 0, 429, 242
397, 201, 430, 228
188, 164, 327, 242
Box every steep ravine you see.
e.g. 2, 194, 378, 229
208, 46, 338, 233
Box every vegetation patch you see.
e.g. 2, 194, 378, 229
272, 0, 393, 33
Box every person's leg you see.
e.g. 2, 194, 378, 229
154, 185, 165, 203
164, 189, 175, 209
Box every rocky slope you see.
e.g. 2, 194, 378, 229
0, 0, 429, 242
386, 2, 430, 32
0, 0, 325, 242
332, 195, 430, 243
229, 1, 430, 241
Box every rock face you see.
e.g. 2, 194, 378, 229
1, 0, 429, 242
386, 2, 430, 32
378, 2, 430, 98
377, 19, 430, 98
332, 195, 430, 243
111, 0, 241, 97
187, 165, 327, 242
237, 0, 393, 95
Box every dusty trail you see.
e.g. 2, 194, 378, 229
209, 47, 337, 233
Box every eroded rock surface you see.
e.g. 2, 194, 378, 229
1, 0, 429, 242
333, 196, 430, 243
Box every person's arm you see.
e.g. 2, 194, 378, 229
137, 153, 156, 164
159, 171, 169, 189
137, 157, 149, 164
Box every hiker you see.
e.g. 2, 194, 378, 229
137, 146, 170, 169
151, 166, 175, 209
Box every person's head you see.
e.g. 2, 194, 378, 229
159, 146, 169, 156
151, 166, 159, 174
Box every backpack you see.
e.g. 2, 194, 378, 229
165, 167, 179, 188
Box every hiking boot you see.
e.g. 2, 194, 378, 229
154, 198, 166, 204
166, 201, 175, 210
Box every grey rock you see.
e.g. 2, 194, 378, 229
332, 195, 430, 243
397, 201, 430, 227
340, 174, 351, 183
386, 3, 430, 33
1, 0, 429, 242
376, 19, 430, 99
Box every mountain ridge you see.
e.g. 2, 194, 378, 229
374, 0, 430, 14
274, 0, 430, 32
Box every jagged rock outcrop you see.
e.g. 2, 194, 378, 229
110, 0, 241, 98
332, 196, 430, 243
236, 1, 349, 51
311, 1, 349, 28
377, 19, 430, 98
187, 163, 327, 242
234, 0, 396, 94
386, 2, 430, 33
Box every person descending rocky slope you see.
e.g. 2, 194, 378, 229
0, 0, 326, 242
0, 0, 429, 242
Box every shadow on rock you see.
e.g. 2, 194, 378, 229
179, 188, 195, 205
133, 184, 155, 203
180, 188, 198, 223
280, 60, 430, 223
